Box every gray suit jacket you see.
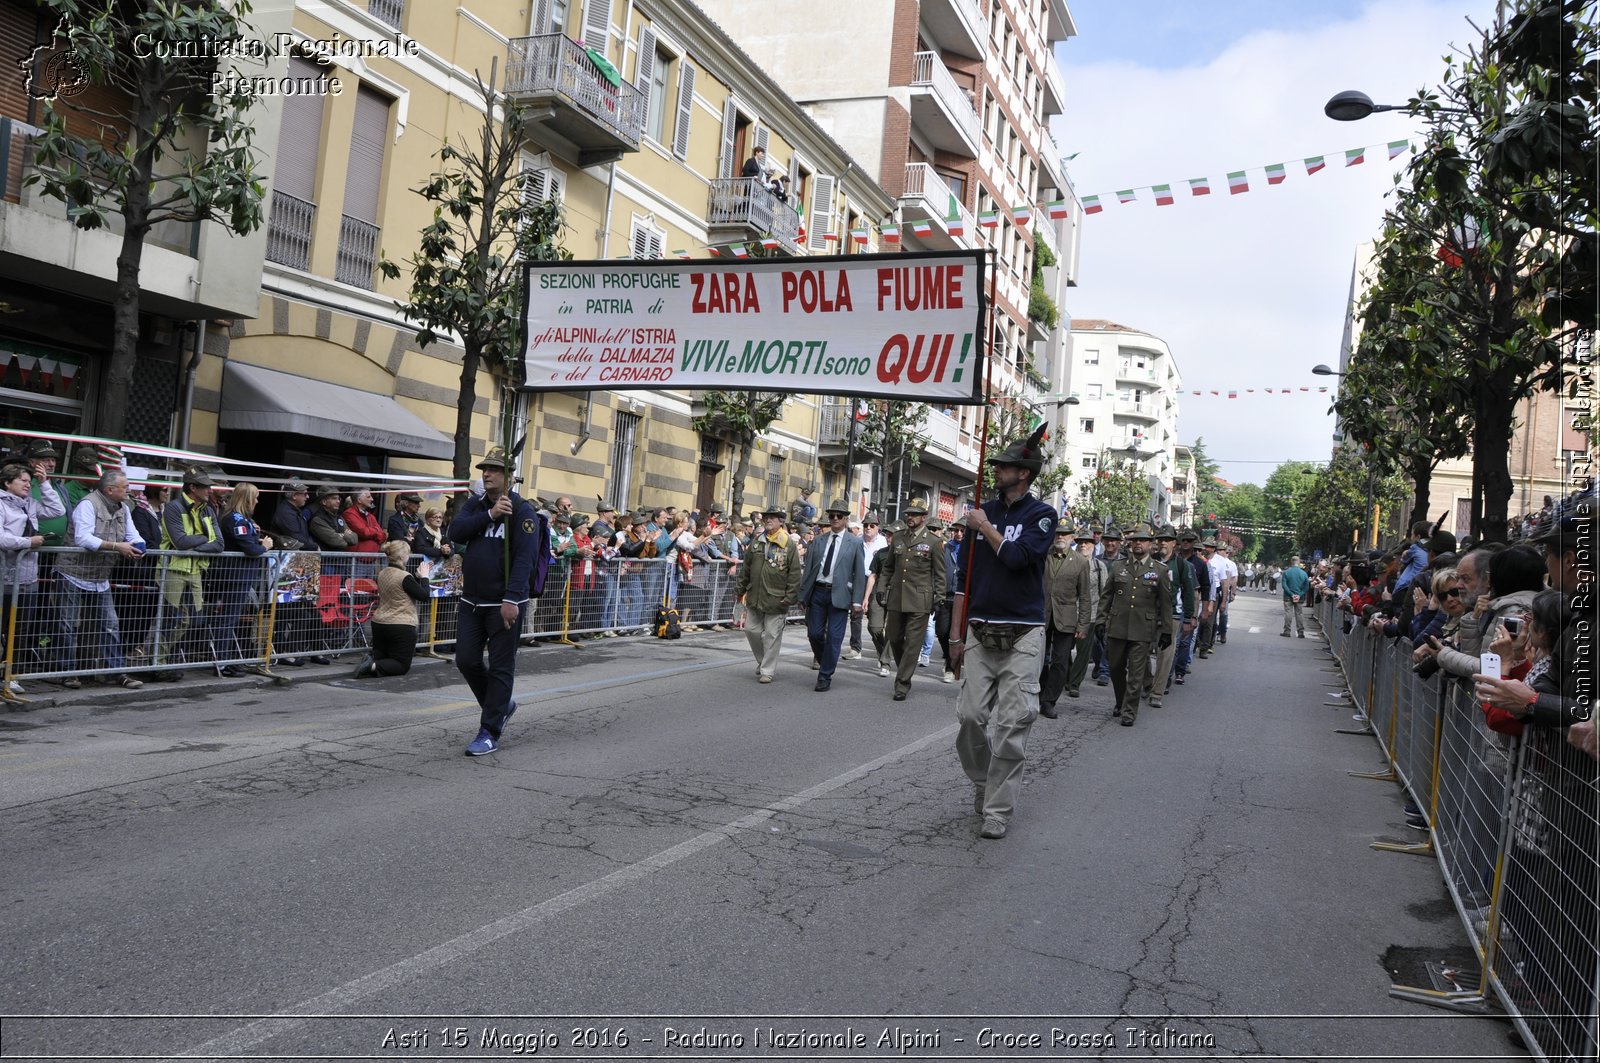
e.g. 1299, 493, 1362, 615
798, 530, 867, 609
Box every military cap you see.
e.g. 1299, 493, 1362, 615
475, 446, 513, 471
205, 465, 230, 485
760, 505, 787, 518
551, 511, 570, 525
284, 480, 310, 494
1124, 523, 1155, 541
1101, 524, 1124, 540
885, 520, 907, 535
987, 423, 1049, 473
1177, 529, 1200, 543
864, 511, 883, 524
396, 491, 423, 505
905, 497, 930, 515
926, 518, 944, 532
825, 498, 851, 514
1073, 526, 1098, 542
181, 465, 215, 488
947, 512, 968, 529
1201, 538, 1219, 549
629, 511, 650, 525
596, 501, 616, 513
69, 447, 101, 471
313, 484, 342, 501
1156, 524, 1178, 540
25, 439, 60, 459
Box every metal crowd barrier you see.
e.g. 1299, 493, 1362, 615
1, 550, 745, 693
1316, 599, 1599, 1061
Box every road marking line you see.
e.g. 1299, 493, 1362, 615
184, 722, 958, 1058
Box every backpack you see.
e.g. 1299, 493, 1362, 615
526, 509, 554, 598
654, 600, 681, 639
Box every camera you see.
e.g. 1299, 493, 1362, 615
1413, 656, 1441, 679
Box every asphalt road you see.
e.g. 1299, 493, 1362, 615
1, 592, 1522, 1061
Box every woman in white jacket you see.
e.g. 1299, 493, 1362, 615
1, 462, 67, 693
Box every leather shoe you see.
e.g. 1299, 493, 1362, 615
1067, 688, 1080, 698
279, 656, 307, 667
979, 818, 1007, 839
892, 691, 907, 701
1120, 715, 1136, 727
1039, 705, 1059, 718
814, 677, 831, 692
308, 655, 333, 666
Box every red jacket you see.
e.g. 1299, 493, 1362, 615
343, 505, 387, 553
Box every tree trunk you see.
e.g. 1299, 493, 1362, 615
454, 339, 482, 488
1406, 452, 1433, 530
730, 431, 753, 522
98, 225, 148, 440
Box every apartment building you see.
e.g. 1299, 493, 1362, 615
1064, 319, 1182, 523
696, 0, 1082, 520
3, 0, 897, 519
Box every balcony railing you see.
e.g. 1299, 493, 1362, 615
1113, 399, 1160, 421
1040, 52, 1066, 115
706, 178, 801, 251
900, 162, 975, 246
335, 214, 380, 289
1116, 364, 1158, 385
265, 191, 315, 271
368, 0, 403, 29
506, 34, 645, 156
820, 401, 856, 445
920, 0, 985, 56
910, 51, 980, 153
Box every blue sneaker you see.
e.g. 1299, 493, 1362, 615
465, 729, 498, 756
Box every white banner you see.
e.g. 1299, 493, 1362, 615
519, 251, 987, 403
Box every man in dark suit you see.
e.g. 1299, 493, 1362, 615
797, 498, 867, 692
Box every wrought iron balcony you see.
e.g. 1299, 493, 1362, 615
335, 214, 379, 289
265, 191, 315, 271
506, 34, 644, 165
706, 178, 801, 253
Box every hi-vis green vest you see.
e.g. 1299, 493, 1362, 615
160, 500, 219, 575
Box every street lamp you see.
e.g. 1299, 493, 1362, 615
1311, 364, 1344, 377
1323, 90, 1409, 122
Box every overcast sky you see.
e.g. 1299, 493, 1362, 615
1052, 0, 1499, 486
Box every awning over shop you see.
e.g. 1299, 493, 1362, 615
220, 363, 454, 460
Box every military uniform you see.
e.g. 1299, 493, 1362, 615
1143, 524, 1197, 707
733, 506, 803, 682
866, 523, 900, 674
1038, 533, 1092, 716
1095, 524, 1172, 726
880, 498, 948, 700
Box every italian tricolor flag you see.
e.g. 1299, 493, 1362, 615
822, 231, 840, 242
1188, 177, 1210, 196
1265, 163, 1286, 185
1153, 184, 1174, 206
978, 211, 1000, 227
910, 221, 933, 236
946, 215, 965, 236
760, 236, 780, 249
1227, 170, 1248, 194
1387, 139, 1409, 160
1345, 147, 1365, 167
1304, 155, 1326, 175
729, 244, 749, 258
706, 247, 722, 256
672, 249, 691, 259
850, 227, 868, 244
1046, 200, 1070, 219
1116, 189, 1136, 204
1082, 195, 1102, 214
880, 225, 899, 242
1011, 205, 1032, 224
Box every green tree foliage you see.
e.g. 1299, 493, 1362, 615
378, 73, 571, 486
1188, 437, 1228, 527
856, 400, 931, 519
1073, 452, 1149, 530
692, 391, 787, 522
27, 0, 267, 440
1215, 482, 1265, 560
1295, 448, 1409, 556
1368, 0, 1597, 540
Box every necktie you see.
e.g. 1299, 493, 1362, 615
821, 533, 838, 582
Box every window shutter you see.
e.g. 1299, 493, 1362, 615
635, 25, 656, 91
754, 125, 769, 153
582, 0, 610, 50
787, 155, 800, 191
341, 86, 389, 223
630, 220, 662, 260
807, 173, 834, 251
532, 0, 551, 34
718, 98, 737, 178
275, 57, 326, 202
671, 61, 695, 160
521, 157, 565, 207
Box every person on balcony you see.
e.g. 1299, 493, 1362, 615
741, 146, 787, 203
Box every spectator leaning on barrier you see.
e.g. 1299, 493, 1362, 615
55, 469, 146, 690
387, 492, 423, 548
0, 463, 65, 694
271, 481, 312, 550
1427, 544, 1546, 679
415, 507, 451, 560
308, 487, 357, 551
154, 466, 224, 681
216, 483, 274, 677
1474, 514, 1596, 730
25, 441, 68, 547
344, 489, 386, 554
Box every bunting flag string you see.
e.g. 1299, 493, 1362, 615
1181, 387, 1333, 397
667, 139, 1414, 259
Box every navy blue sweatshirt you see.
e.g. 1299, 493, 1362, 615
450, 490, 539, 605
959, 491, 1057, 624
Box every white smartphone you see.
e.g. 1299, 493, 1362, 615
1479, 652, 1502, 680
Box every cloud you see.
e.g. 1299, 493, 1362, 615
1052, 0, 1497, 486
